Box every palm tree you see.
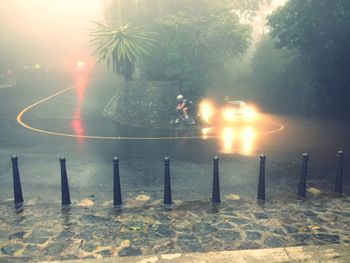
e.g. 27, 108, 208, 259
89, 22, 155, 81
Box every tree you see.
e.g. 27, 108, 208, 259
103, 0, 265, 25
143, 1, 252, 96
101, 0, 271, 96
250, 36, 314, 113
268, 0, 350, 116
89, 22, 155, 81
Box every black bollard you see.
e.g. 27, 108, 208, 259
11, 156, 24, 209
212, 156, 221, 204
257, 154, 266, 201
60, 158, 71, 206
164, 157, 172, 206
113, 157, 122, 207
335, 151, 344, 194
298, 153, 309, 198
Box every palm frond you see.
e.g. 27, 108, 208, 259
88, 21, 157, 80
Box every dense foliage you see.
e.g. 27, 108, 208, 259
102, 0, 254, 97
250, 36, 313, 114
143, 4, 251, 96
267, 0, 350, 117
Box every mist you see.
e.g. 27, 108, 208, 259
206, 0, 288, 104
1, 0, 349, 118
0, 0, 106, 69
1, 2, 350, 260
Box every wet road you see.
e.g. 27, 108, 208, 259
0, 71, 349, 204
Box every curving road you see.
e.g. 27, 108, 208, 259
0, 71, 349, 204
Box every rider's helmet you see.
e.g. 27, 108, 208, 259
176, 94, 184, 101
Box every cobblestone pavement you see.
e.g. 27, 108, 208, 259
1, 191, 350, 262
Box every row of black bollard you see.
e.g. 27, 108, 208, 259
60, 158, 71, 206
257, 155, 266, 201
164, 157, 172, 205
9, 151, 346, 210
113, 157, 122, 207
298, 153, 309, 198
111, 157, 174, 207
335, 151, 344, 194
162, 155, 221, 206
296, 151, 345, 199
11, 156, 24, 210
212, 156, 220, 204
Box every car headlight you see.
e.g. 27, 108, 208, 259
223, 109, 235, 121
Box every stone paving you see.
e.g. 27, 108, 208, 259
1, 191, 350, 262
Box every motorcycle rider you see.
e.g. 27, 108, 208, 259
176, 94, 195, 124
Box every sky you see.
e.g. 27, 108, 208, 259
249, 0, 289, 42
0, 0, 106, 66
0, 0, 287, 68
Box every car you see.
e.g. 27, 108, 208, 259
222, 100, 257, 122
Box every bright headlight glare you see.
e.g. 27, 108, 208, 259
224, 109, 234, 120
199, 101, 213, 123
244, 107, 257, 120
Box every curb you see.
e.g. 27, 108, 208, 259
39, 244, 350, 263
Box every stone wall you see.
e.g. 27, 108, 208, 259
104, 81, 180, 128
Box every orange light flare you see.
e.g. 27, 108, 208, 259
70, 73, 88, 145
61, 54, 94, 74
74, 74, 88, 104
76, 60, 85, 69
71, 112, 84, 136
70, 109, 85, 147
240, 127, 256, 156
199, 100, 215, 124
74, 59, 93, 74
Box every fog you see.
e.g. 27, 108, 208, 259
0, 0, 284, 71
206, 0, 288, 103
1, 0, 348, 118
0, 0, 106, 68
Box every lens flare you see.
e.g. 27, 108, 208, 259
199, 100, 214, 123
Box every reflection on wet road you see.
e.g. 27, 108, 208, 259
70, 74, 88, 146
203, 122, 276, 156
221, 126, 256, 155
1, 73, 349, 203
16, 74, 284, 155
